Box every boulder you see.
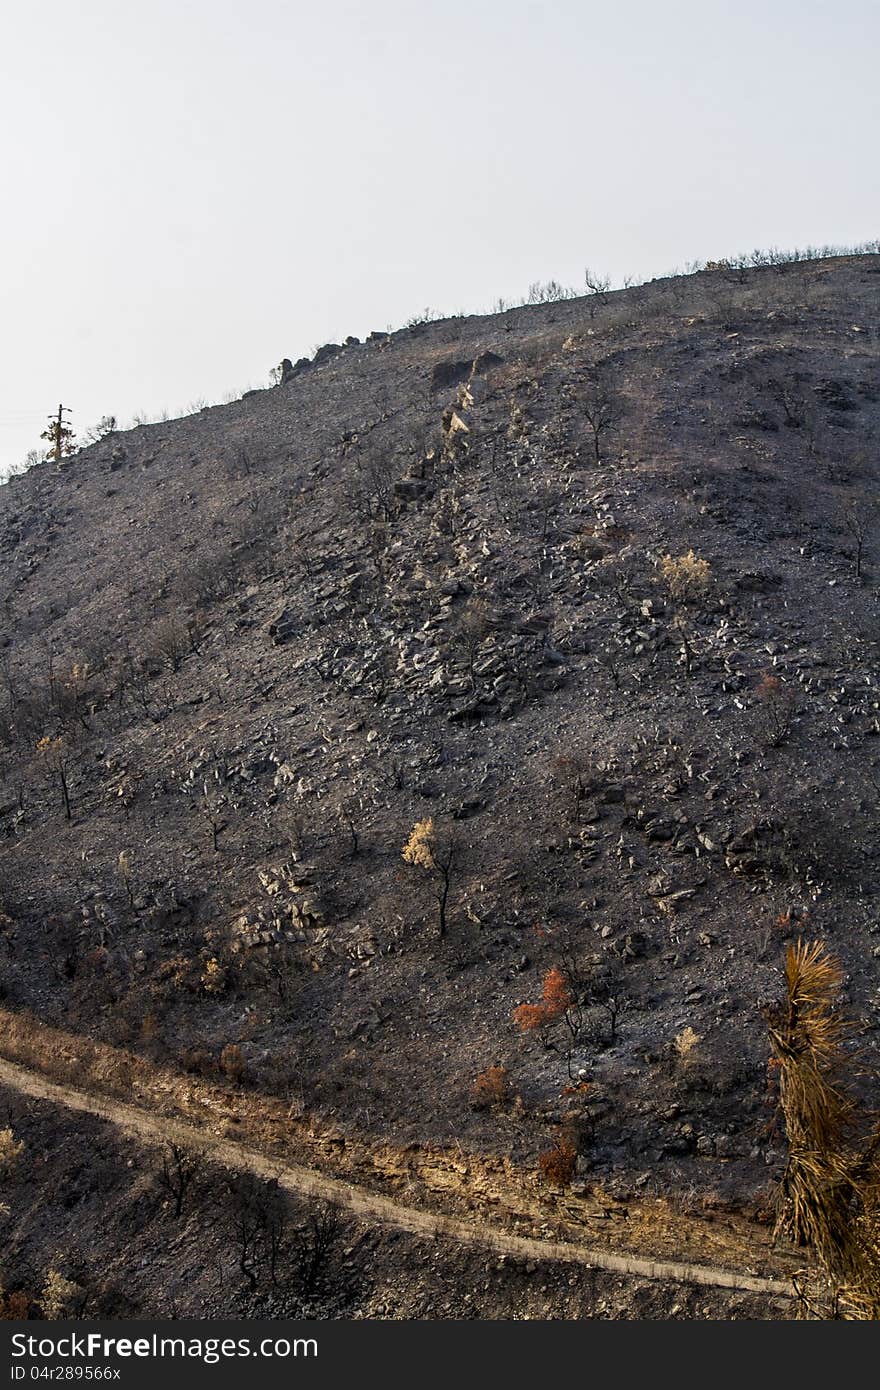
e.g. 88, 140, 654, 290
393, 479, 426, 500
472, 350, 504, 375
281, 357, 310, 383
267, 608, 299, 645
430, 359, 472, 392
312, 342, 342, 367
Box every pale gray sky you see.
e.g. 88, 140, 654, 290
2, 0, 878, 474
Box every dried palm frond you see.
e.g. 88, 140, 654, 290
767, 939, 880, 1318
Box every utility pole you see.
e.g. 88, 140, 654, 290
41, 403, 75, 463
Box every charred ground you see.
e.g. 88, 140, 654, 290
1, 254, 880, 1312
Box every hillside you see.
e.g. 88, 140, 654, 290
2, 253, 880, 1315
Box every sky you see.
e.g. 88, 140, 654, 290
1, 0, 878, 475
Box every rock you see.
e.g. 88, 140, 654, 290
243, 753, 275, 779
663, 1137, 692, 1156
281, 357, 310, 382
813, 379, 856, 411
312, 342, 342, 367
652, 887, 697, 916
430, 359, 472, 392
579, 538, 608, 560
646, 819, 675, 842
735, 570, 783, 593
599, 785, 626, 805
393, 479, 426, 500
448, 697, 496, 722
620, 931, 648, 959
724, 820, 777, 876
535, 669, 566, 692
466, 376, 491, 405
473, 655, 502, 678
268, 608, 299, 645
472, 350, 504, 375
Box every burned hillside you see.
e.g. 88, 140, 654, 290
2, 252, 880, 1235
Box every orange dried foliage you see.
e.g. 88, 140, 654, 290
542, 966, 572, 1015
470, 1065, 512, 1109
775, 909, 810, 935
538, 1134, 577, 1189
513, 1002, 549, 1032
513, 967, 572, 1032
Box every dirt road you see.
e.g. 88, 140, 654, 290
0, 1053, 793, 1303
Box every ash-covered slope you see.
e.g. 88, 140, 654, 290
2, 254, 880, 1213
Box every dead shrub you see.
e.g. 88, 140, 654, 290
659, 550, 711, 605
179, 1046, 217, 1078
550, 753, 592, 824
754, 671, 796, 747
219, 1042, 246, 1084
774, 908, 810, 939
673, 1025, 702, 1064
515, 964, 589, 1052
470, 1064, 513, 1110
538, 1132, 578, 1189
142, 616, 197, 673
0, 1127, 24, 1177
200, 956, 228, 995
0, 1289, 32, 1319
41, 1268, 85, 1320
156, 955, 197, 991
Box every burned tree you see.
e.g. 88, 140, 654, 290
402, 817, 457, 937
36, 735, 73, 820
450, 596, 490, 692
159, 1143, 203, 1219
580, 368, 617, 464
